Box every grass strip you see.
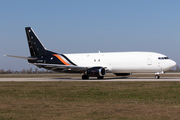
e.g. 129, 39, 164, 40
0, 81, 180, 119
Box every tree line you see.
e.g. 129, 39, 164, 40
0, 68, 53, 74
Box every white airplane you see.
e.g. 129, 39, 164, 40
5, 27, 176, 79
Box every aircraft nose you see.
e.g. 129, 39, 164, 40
169, 60, 176, 68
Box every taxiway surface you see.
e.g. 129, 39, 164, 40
0, 77, 180, 81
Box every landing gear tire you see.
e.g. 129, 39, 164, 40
155, 75, 160, 79
97, 76, 104, 79
82, 75, 89, 80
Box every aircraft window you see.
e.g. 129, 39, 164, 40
164, 57, 169, 59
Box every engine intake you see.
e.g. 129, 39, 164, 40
87, 67, 106, 77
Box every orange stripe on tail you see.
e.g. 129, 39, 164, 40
53, 54, 70, 65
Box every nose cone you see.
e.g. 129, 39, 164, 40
169, 60, 176, 68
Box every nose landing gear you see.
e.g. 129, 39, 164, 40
155, 71, 164, 79
155, 75, 160, 79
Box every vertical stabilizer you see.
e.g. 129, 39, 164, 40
25, 27, 56, 57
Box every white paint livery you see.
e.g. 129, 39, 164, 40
65, 52, 176, 73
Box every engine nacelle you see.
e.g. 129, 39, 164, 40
86, 67, 106, 77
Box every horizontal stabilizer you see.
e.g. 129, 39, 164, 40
4, 55, 37, 60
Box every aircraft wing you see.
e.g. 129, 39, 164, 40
33, 63, 88, 73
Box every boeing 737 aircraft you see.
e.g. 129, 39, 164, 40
5, 27, 176, 79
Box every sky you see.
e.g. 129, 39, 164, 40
0, 0, 180, 71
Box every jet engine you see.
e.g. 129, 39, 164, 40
87, 67, 106, 77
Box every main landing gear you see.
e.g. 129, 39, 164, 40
82, 75, 104, 80
97, 76, 104, 79
82, 75, 89, 80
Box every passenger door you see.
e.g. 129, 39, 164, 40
147, 56, 152, 65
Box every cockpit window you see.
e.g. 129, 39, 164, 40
158, 57, 169, 60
